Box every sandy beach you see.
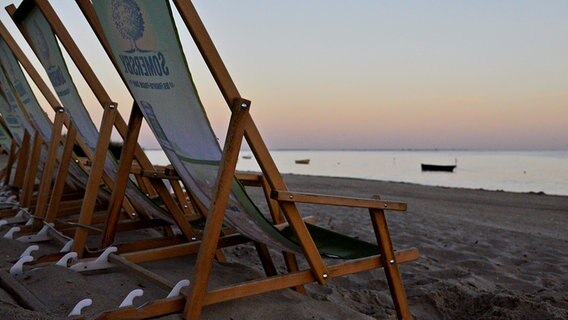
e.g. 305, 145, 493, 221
1, 173, 566, 319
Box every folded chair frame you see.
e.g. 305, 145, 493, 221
75, 0, 418, 319
5, 4, 206, 261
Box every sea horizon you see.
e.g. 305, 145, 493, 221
145, 149, 568, 196
143, 148, 568, 152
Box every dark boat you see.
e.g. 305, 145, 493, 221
421, 164, 456, 172
295, 159, 310, 165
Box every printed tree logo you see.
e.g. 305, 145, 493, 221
112, 0, 145, 51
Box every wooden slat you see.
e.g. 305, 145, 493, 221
184, 98, 251, 318
370, 207, 412, 319
121, 234, 248, 265
95, 297, 185, 320
12, 130, 29, 189
130, 169, 180, 180
253, 241, 277, 277
151, 181, 196, 241
44, 123, 77, 223
170, 180, 195, 217
20, 132, 42, 208
32, 109, 65, 225
108, 254, 174, 291
235, 172, 262, 186
94, 247, 418, 320
3, 139, 17, 185
101, 103, 143, 248
114, 235, 187, 254
272, 190, 407, 211
72, 105, 117, 257
205, 248, 418, 305
0, 270, 48, 312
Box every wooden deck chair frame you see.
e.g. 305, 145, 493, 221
7, 1, 230, 262
0, 63, 78, 222
0, 19, 180, 258
0, 130, 30, 213
0, 20, 118, 234
12, 0, 299, 274
72, 1, 418, 319
0, 93, 36, 204
0, 23, 105, 216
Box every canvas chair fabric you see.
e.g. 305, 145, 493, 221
0, 121, 12, 151
0, 38, 89, 188
0, 39, 52, 142
92, 0, 381, 259
0, 91, 26, 145
20, 6, 175, 223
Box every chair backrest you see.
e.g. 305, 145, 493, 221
0, 119, 13, 151
0, 36, 89, 187
92, 0, 300, 252
0, 39, 52, 142
16, 6, 172, 222
0, 87, 26, 144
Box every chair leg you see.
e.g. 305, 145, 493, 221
254, 241, 277, 277
282, 252, 306, 293
214, 248, 227, 263
369, 208, 412, 320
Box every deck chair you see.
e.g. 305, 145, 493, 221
0, 55, 83, 220
0, 120, 15, 187
74, 1, 418, 319
0, 37, 104, 235
0, 94, 31, 207
0, 118, 18, 190
0, 19, 151, 249
0, 115, 26, 207
0, 116, 18, 183
7, 2, 219, 260
0, 19, 147, 252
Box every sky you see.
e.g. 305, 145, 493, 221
0, 0, 566, 150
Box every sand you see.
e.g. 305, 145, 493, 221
1, 173, 567, 319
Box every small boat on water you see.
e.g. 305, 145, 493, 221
295, 159, 310, 165
421, 164, 456, 172
242, 155, 252, 159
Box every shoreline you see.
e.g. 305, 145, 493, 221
0, 173, 566, 319
280, 172, 568, 198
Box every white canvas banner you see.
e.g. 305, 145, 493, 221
22, 7, 168, 220
93, 0, 299, 251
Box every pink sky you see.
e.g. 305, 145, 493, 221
2, 1, 566, 150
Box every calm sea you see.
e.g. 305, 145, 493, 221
145, 150, 568, 196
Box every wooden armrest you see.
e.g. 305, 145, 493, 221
271, 190, 406, 211
235, 171, 263, 186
